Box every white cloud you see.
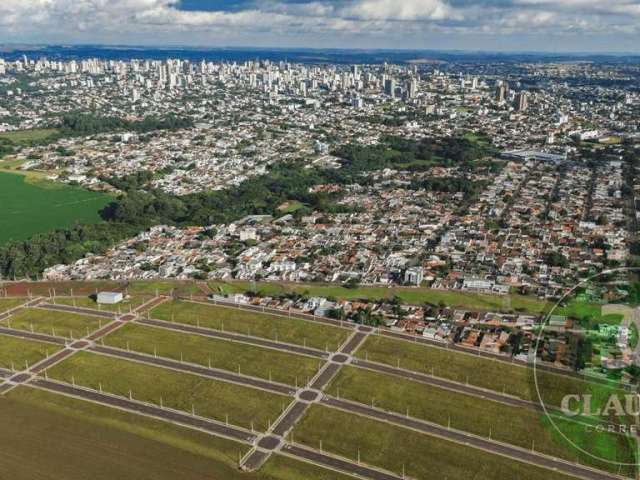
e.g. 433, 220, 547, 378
0, 0, 639, 48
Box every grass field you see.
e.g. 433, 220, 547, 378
208, 280, 552, 314
0, 388, 350, 480
103, 323, 323, 386
291, 405, 581, 480
355, 335, 612, 407
0, 297, 26, 313
325, 366, 635, 473
0, 171, 112, 244
0, 335, 60, 370
53, 295, 153, 313
3, 307, 104, 339
47, 351, 289, 432
151, 300, 351, 351
129, 280, 202, 296
0, 128, 59, 144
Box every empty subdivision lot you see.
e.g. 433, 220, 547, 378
0, 297, 27, 313
103, 323, 323, 386
3, 307, 104, 339
47, 351, 290, 432
0, 387, 352, 480
0, 335, 61, 370
151, 300, 350, 351
357, 335, 603, 407
53, 295, 153, 313
292, 405, 581, 480
326, 366, 636, 475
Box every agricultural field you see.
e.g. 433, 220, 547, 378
3, 307, 104, 339
103, 322, 323, 386
0, 388, 347, 480
151, 300, 350, 351
355, 334, 605, 406
291, 406, 580, 480
325, 366, 635, 473
47, 351, 290, 432
0, 335, 61, 370
0, 171, 112, 244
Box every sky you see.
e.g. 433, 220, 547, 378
0, 0, 639, 53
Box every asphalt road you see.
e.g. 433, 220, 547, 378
320, 397, 623, 480
0, 326, 66, 345
89, 344, 295, 396
137, 317, 328, 359
282, 444, 402, 480
30, 378, 257, 444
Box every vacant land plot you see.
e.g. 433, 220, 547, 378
104, 323, 323, 386
292, 406, 580, 480
0, 128, 59, 144
47, 351, 289, 432
129, 280, 201, 296
0, 335, 60, 370
3, 280, 122, 297
0, 297, 26, 313
4, 307, 104, 339
208, 280, 551, 314
151, 300, 350, 351
0, 387, 352, 480
53, 294, 153, 313
0, 171, 112, 244
356, 334, 599, 406
326, 367, 635, 473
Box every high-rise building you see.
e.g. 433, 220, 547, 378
384, 78, 396, 97
495, 82, 507, 103
407, 78, 418, 99
515, 91, 529, 112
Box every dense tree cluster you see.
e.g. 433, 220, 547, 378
56, 113, 194, 136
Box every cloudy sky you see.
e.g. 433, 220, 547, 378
1, 0, 639, 52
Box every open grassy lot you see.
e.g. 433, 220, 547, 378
0, 297, 26, 313
3, 280, 122, 297
0, 387, 352, 480
128, 280, 201, 296
0, 171, 112, 244
103, 323, 323, 386
53, 294, 153, 313
0, 335, 60, 370
47, 351, 289, 432
355, 334, 610, 407
3, 307, 104, 339
0, 387, 344, 480
0, 128, 59, 144
209, 280, 552, 314
292, 405, 581, 480
151, 300, 350, 351
326, 367, 635, 473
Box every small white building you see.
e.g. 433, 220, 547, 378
97, 291, 123, 305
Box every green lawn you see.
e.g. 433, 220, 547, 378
0, 387, 353, 480
356, 334, 613, 407
0, 171, 112, 244
0, 297, 26, 313
208, 280, 551, 314
0, 335, 60, 370
151, 300, 350, 351
326, 367, 635, 473
292, 405, 582, 480
103, 323, 323, 386
47, 351, 289, 432
129, 280, 202, 296
0, 128, 58, 144
3, 307, 104, 339
53, 295, 153, 313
